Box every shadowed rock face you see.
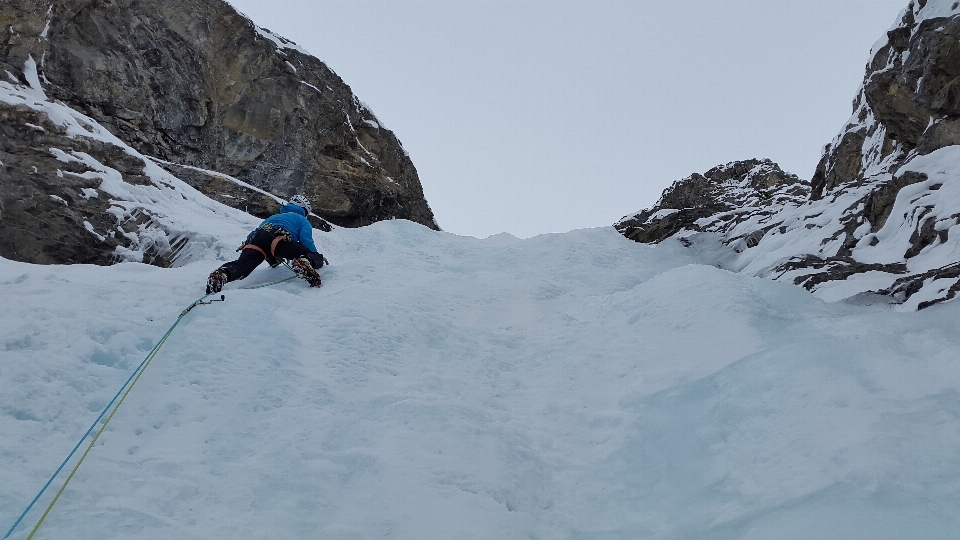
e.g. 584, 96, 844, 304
0, 0, 436, 267
617, 1, 960, 310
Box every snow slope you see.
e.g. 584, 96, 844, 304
3, 219, 960, 539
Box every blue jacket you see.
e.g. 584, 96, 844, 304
256, 204, 318, 252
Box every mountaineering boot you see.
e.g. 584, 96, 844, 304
206, 269, 228, 294
291, 256, 322, 287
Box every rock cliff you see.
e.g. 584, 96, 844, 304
0, 0, 437, 266
617, 0, 960, 310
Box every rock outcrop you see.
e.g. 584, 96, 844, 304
617, 0, 960, 310
0, 0, 436, 266
0, 96, 157, 265
0, 78, 259, 267
616, 159, 809, 245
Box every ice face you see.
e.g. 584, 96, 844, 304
3, 217, 959, 539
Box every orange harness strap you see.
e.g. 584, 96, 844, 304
242, 235, 287, 258
270, 235, 284, 256
241, 244, 268, 258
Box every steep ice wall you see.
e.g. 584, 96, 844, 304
4, 221, 960, 539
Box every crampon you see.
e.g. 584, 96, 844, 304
291, 257, 322, 287
206, 270, 228, 294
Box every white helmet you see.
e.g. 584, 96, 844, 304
289, 195, 312, 214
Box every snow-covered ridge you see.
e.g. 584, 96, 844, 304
871, 0, 960, 56
618, 148, 960, 310
254, 25, 312, 57
914, 0, 960, 23
617, 1, 960, 310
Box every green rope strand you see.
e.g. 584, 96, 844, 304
25, 308, 184, 540
19, 267, 300, 539
240, 274, 297, 290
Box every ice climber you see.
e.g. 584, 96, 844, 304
206, 195, 326, 293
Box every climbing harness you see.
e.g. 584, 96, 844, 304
238, 224, 292, 259
240, 235, 285, 259
4, 268, 299, 540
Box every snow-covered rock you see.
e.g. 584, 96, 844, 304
0, 77, 258, 266
616, 159, 809, 245
0, 0, 435, 267
617, 0, 960, 310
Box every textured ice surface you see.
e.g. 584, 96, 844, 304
2, 220, 959, 539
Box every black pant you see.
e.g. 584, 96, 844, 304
218, 229, 311, 283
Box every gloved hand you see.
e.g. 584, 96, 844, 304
305, 252, 326, 269
267, 257, 282, 268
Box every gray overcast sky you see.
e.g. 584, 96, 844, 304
227, 0, 908, 238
